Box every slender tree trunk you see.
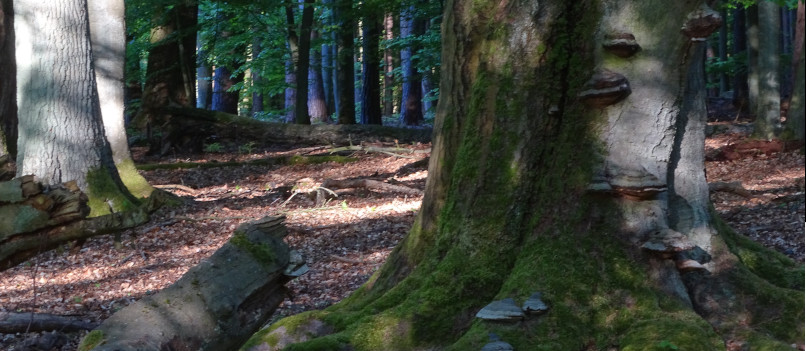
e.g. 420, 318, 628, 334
15, 0, 137, 215
196, 54, 212, 109
334, 0, 356, 124
212, 66, 241, 114
383, 13, 395, 118
360, 15, 382, 125
309, 31, 329, 123
251, 35, 264, 116
294, 0, 315, 124
733, 7, 749, 113
786, 0, 805, 141
746, 5, 760, 115
285, 5, 300, 123
87, 0, 153, 198
0, 0, 16, 158
399, 5, 424, 125
249, 1, 803, 350
718, 8, 728, 95
754, 1, 782, 139
321, 43, 335, 116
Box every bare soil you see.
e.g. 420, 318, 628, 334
0, 129, 803, 350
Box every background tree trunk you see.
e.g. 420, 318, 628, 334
746, 5, 760, 115
383, 13, 395, 117
754, 1, 782, 139
786, 1, 805, 141
360, 13, 382, 125
334, 0, 356, 124
398, 5, 423, 126
308, 31, 329, 123
0, 0, 16, 158
15, 0, 138, 215
247, 1, 804, 350
294, 0, 315, 125
732, 7, 749, 113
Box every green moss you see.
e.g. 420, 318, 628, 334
715, 212, 803, 290
77, 330, 105, 351
116, 158, 154, 198
86, 167, 139, 216
241, 311, 339, 351
230, 232, 276, 266
619, 320, 723, 351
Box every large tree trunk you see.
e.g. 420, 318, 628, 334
0, 0, 16, 158
246, 1, 804, 350
15, 0, 138, 216
308, 31, 330, 123
87, 0, 154, 199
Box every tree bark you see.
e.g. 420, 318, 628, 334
399, 5, 425, 126
732, 7, 749, 113
334, 0, 356, 124
360, 13, 383, 125
87, 0, 154, 199
0, 0, 16, 158
309, 31, 329, 123
294, 0, 316, 124
753, 1, 782, 139
383, 13, 395, 117
786, 1, 805, 141
246, 1, 804, 350
746, 5, 760, 115
79, 216, 304, 351
15, 0, 138, 215
285, 5, 300, 123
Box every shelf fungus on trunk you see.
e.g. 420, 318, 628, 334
521, 292, 549, 315
680, 4, 722, 41
588, 167, 666, 200
578, 69, 631, 108
641, 228, 696, 257
602, 33, 641, 58
475, 298, 524, 322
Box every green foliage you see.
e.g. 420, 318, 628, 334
203, 142, 224, 153
238, 141, 257, 154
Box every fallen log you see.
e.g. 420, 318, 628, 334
79, 215, 308, 351
140, 106, 432, 154
0, 312, 98, 333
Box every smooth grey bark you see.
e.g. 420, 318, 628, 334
251, 34, 264, 116
0, 0, 16, 158
14, 0, 136, 211
754, 0, 782, 139
196, 52, 212, 109
284, 5, 299, 123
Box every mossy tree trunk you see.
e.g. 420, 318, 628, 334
15, 0, 139, 216
254, 1, 804, 350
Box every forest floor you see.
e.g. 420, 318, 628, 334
0, 119, 803, 350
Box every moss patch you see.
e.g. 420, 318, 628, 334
116, 158, 154, 198
230, 232, 276, 267
86, 167, 139, 216
77, 330, 105, 351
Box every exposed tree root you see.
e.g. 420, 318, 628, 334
0, 312, 98, 333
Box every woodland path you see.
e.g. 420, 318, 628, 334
0, 128, 803, 350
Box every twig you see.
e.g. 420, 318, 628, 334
153, 184, 198, 195
329, 254, 363, 264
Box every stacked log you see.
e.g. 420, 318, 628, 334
79, 215, 308, 351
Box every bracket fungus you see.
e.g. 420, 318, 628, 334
579, 70, 631, 108
522, 292, 549, 315
284, 250, 310, 277
641, 228, 696, 257
588, 167, 666, 200
481, 333, 515, 351
602, 33, 641, 58
681, 4, 722, 41
475, 298, 525, 322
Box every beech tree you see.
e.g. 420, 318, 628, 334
0, 0, 15, 159
14, 0, 138, 214
248, 1, 803, 349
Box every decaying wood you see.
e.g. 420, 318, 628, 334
0, 208, 149, 271
0, 154, 13, 181
321, 178, 423, 196
708, 181, 753, 198
0, 312, 98, 333
0, 176, 89, 243
81, 216, 307, 351
328, 144, 431, 158
143, 106, 432, 154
